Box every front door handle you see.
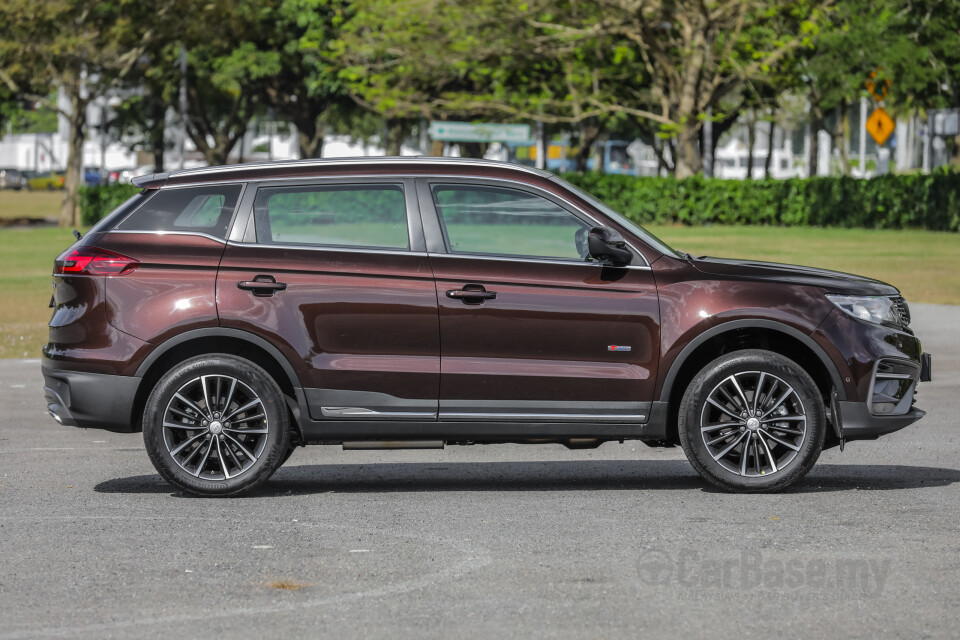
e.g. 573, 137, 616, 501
446, 284, 497, 304
238, 275, 287, 297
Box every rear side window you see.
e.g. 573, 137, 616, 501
253, 184, 408, 250
116, 185, 242, 238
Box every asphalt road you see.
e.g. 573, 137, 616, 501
1, 304, 958, 639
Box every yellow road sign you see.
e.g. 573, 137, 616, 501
865, 69, 891, 102
866, 107, 895, 146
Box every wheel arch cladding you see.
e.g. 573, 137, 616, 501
659, 320, 842, 443
130, 329, 301, 432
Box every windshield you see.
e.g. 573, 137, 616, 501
549, 175, 683, 259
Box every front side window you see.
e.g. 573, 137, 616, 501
253, 185, 408, 250
431, 184, 589, 260
116, 185, 242, 238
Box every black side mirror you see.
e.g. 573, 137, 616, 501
587, 226, 632, 266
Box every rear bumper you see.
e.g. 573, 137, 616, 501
42, 365, 140, 432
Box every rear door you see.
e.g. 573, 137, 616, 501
217, 178, 440, 421
417, 178, 660, 423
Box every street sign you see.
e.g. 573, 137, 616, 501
866, 107, 895, 146
865, 69, 891, 102
428, 121, 532, 143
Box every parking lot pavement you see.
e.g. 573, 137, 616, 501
0, 303, 958, 639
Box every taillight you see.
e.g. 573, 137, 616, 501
54, 247, 140, 275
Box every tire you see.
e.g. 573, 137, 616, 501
143, 354, 290, 497
678, 349, 826, 493
277, 446, 297, 468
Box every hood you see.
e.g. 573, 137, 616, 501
690, 257, 899, 296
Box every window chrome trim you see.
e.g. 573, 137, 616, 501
108, 229, 228, 244
426, 251, 652, 270
224, 240, 427, 257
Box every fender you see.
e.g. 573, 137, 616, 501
134, 327, 303, 392
657, 318, 845, 403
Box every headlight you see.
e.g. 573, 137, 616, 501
826, 294, 901, 326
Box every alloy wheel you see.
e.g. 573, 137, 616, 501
161, 375, 269, 480
699, 371, 807, 477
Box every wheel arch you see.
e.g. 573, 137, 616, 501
657, 320, 843, 443
130, 328, 303, 432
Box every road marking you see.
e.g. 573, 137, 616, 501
0, 515, 492, 640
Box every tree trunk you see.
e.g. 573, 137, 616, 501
674, 123, 701, 179
458, 142, 487, 159
764, 116, 776, 178
385, 118, 407, 156
808, 110, 820, 178
147, 90, 166, 172
838, 100, 851, 176
60, 87, 87, 228
746, 112, 756, 180
297, 115, 325, 158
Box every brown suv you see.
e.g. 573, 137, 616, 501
41, 158, 932, 495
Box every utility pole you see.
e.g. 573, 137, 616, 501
178, 45, 187, 170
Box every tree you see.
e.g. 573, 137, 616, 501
249, 0, 352, 158
0, 0, 173, 226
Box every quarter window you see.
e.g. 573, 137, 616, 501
253, 185, 408, 250
116, 185, 242, 238
431, 185, 589, 260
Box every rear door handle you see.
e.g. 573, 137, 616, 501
238, 275, 287, 297
446, 284, 497, 304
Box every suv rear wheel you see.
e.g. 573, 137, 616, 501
678, 350, 826, 492
143, 354, 290, 497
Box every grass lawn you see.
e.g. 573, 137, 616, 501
650, 225, 960, 306
1, 227, 76, 359
0, 190, 62, 220
0, 196, 956, 359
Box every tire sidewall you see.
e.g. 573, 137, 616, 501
143, 355, 289, 496
679, 350, 826, 492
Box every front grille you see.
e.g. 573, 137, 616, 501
891, 296, 911, 327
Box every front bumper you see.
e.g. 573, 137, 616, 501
42, 365, 141, 432
835, 350, 932, 441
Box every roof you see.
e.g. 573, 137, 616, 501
132, 156, 553, 189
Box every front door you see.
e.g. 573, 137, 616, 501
417, 179, 660, 422
217, 179, 440, 420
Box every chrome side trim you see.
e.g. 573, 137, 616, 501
225, 240, 427, 257
321, 407, 438, 419
427, 252, 652, 271
439, 412, 647, 422
107, 229, 227, 244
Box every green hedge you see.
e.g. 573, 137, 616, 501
80, 184, 140, 226
559, 169, 960, 231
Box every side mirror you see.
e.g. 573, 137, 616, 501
587, 226, 632, 266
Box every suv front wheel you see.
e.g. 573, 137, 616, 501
143, 354, 290, 497
678, 350, 826, 492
